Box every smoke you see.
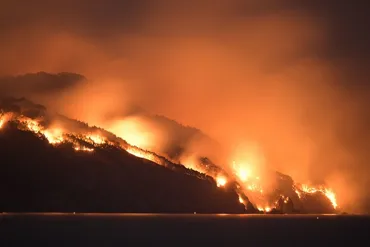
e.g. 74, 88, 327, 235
1, 0, 370, 212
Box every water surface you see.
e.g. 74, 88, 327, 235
1, 213, 369, 246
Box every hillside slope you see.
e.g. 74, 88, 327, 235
0, 95, 337, 214
0, 124, 245, 213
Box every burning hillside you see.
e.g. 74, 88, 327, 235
0, 97, 338, 213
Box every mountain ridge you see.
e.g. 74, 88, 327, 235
0, 118, 247, 213
0, 73, 338, 214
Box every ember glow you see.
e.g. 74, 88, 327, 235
233, 163, 252, 182
1, 114, 99, 153
230, 159, 269, 209
43, 128, 64, 144
180, 155, 207, 174
1, 0, 368, 214
298, 184, 338, 209
86, 134, 106, 145
216, 176, 227, 187
125, 146, 163, 165
74, 145, 94, 152
0, 108, 341, 213
107, 118, 156, 151
171, 142, 340, 212
232, 161, 262, 192
25, 119, 41, 133
238, 196, 244, 204
257, 206, 272, 213
0, 112, 13, 129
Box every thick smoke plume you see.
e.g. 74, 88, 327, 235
1, 0, 369, 212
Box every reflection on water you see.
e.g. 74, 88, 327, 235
0, 212, 356, 218
0, 213, 369, 246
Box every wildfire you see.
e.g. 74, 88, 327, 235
23, 119, 40, 132
125, 146, 163, 165
86, 134, 106, 145
294, 186, 302, 199
284, 196, 289, 204
232, 161, 264, 194
107, 118, 155, 151
216, 176, 227, 187
2, 115, 100, 153
0, 113, 14, 129
74, 145, 94, 152
233, 161, 251, 182
257, 206, 272, 213
238, 196, 244, 204
43, 128, 64, 144
1, 109, 342, 213
296, 184, 338, 209
179, 155, 208, 175
230, 156, 339, 212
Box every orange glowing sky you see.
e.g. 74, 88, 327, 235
0, 0, 370, 213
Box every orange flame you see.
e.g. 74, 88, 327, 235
16, 116, 98, 153
216, 176, 227, 187
238, 196, 244, 204
74, 145, 94, 152
298, 184, 338, 209
43, 128, 64, 144
0, 114, 5, 129
86, 134, 106, 145
0, 113, 13, 129
257, 206, 272, 212
125, 146, 163, 165
1, 111, 341, 212
107, 118, 156, 151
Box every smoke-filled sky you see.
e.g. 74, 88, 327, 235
1, 0, 370, 212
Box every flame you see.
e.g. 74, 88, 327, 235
297, 184, 338, 209
216, 176, 227, 187
284, 196, 289, 204
233, 161, 252, 182
86, 134, 106, 145
232, 161, 264, 194
264, 207, 272, 212
43, 128, 64, 144
257, 206, 272, 212
229, 146, 340, 212
125, 146, 163, 164
238, 196, 244, 204
1, 110, 342, 213
74, 145, 94, 152
179, 155, 208, 174
294, 186, 302, 199
0, 113, 14, 129
107, 118, 155, 151
25, 119, 41, 133
324, 190, 338, 209
8, 115, 100, 153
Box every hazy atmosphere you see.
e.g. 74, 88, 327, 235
1, 0, 369, 213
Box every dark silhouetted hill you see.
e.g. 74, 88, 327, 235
0, 123, 245, 213
0, 80, 338, 214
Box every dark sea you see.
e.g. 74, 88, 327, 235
0, 213, 369, 246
